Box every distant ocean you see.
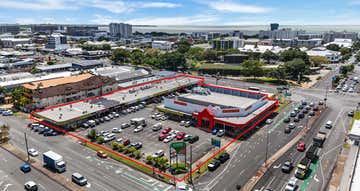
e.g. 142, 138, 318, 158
130, 25, 360, 35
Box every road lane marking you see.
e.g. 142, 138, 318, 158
273, 164, 281, 169
314, 174, 319, 182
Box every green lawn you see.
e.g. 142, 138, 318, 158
199, 63, 243, 70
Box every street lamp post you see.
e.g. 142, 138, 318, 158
264, 129, 269, 168
24, 132, 30, 163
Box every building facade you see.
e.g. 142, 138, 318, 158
109, 23, 132, 38
22, 73, 118, 109
323, 31, 358, 43
152, 40, 174, 50
66, 25, 99, 36
259, 28, 305, 40
45, 33, 69, 50
0, 38, 31, 48
0, 24, 20, 34
212, 37, 245, 50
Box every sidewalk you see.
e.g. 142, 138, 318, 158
329, 144, 359, 191
0, 143, 84, 191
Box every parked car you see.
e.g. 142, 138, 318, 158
265, 119, 273, 124
104, 116, 110, 121
163, 135, 175, 143
309, 111, 316, 116
153, 150, 165, 158
99, 117, 104, 123
2, 110, 13, 116
283, 117, 291, 123
162, 127, 172, 134
112, 128, 121, 133
290, 111, 297, 117
72, 172, 88, 186
297, 141, 306, 152
28, 148, 39, 157
217, 152, 230, 163
188, 135, 199, 144
134, 126, 144, 133
212, 128, 218, 135
180, 121, 186, 126
24, 181, 38, 191
293, 117, 300, 122
130, 142, 142, 150
183, 134, 192, 142
288, 123, 296, 129
123, 139, 130, 146
217, 129, 225, 137
152, 123, 162, 131
184, 121, 191, 127
20, 163, 31, 173
97, 151, 107, 158
176, 132, 186, 140
121, 123, 130, 129
298, 112, 305, 119
284, 127, 291, 134
208, 159, 221, 171
159, 133, 169, 141
281, 160, 293, 173
348, 111, 355, 117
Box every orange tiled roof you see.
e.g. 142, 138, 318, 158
22, 73, 93, 90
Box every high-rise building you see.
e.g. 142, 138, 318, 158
323, 31, 358, 43
212, 37, 245, 50
270, 23, 279, 31
0, 24, 20, 34
45, 33, 69, 50
109, 23, 132, 38
231, 30, 244, 38
30, 24, 60, 34
259, 28, 305, 40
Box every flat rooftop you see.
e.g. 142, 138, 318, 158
180, 92, 257, 109
34, 76, 200, 124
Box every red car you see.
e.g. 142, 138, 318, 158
159, 133, 169, 141
97, 151, 108, 158
176, 132, 186, 140
297, 141, 306, 152
123, 139, 130, 146
162, 127, 172, 134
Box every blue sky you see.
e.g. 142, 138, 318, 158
0, 0, 360, 25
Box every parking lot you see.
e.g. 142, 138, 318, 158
75, 102, 233, 168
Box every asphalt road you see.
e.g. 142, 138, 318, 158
252, 57, 360, 191
2, 115, 173, 191
0, 147, 66, 191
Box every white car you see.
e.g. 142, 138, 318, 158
112, 128, 121, 133
265, 119, 273, 124
163, 135, 175, 143
28, 148, 39, 157
24, 181, 38, 191
285, 177, 298, 191
153, 150, 165, 158
134, 126, 143, 133
180, 121, 186, 126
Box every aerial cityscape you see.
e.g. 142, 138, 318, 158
1, 1, 360, 191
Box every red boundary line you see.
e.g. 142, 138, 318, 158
29, 74, 278, 183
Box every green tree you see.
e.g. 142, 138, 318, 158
309, 56, 329, 67
96, 136, 105, 144
326, 44, 340, 51
130, 49, 144, 65
279, 49, 310, 64
202, 49, 218, 61
186, 47, 204, 61
87, 128, 97, 140
111, 48, 130, 64
111, 142, 119, 150
352, 40, 360, 51
10, 87, 25, 107
145, 155, 153, 164
98, 36, 110, 41
177, 39, 191, 54
268, 67, 286, 82
102, 44, 111, 50
261, 50, 279, 64
134, 150, 141, 159
143, 57, 162, 68
283, 58, 310, 82
160, 51, 187, 71
242, 60, 264, 79
355, 51, 360, 62
339, 47, 351, 56
118, 144, 125, 152
47, 61, 55, 65
127, 147, 137, 155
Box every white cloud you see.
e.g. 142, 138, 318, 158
198, 0, 270, 13
90, 14, 218, 25
15, 18, 36, 24
0, 0, 78, 10
89, 0, 180, 14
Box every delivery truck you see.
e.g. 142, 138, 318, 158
43, 151, 66, 173
295, 157, 311, 179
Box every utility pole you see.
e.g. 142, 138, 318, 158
324, 85, 329, 108
24, 132, 30, 163
188, 144, 193, 186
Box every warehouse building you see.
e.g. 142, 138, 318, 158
159, 84, 278, 137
